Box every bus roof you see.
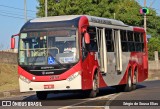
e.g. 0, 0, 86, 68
21, 15, 135, 32
30, 15, 127, 26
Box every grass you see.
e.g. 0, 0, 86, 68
0, 63, 19, 92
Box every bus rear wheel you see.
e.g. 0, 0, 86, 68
36, 91, 48, 100
124, 72, 132, 92
132, 70, 137, 90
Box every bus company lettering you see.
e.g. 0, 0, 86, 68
41, 66, 54, 69
91, 17, 112, 25
42, 72, 55, 75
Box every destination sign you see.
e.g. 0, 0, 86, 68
28, 30, 70, 37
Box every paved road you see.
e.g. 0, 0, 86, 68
1, 80, 160, 109
109, 80, 160, 109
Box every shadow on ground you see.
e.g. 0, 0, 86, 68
23, 84, 146, 101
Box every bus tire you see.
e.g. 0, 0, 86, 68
132, 69, 137, 90
89, 73, 98, 98
124, 70, 132, 92
36, 91, 47, 100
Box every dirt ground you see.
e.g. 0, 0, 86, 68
0, 63, 19, 92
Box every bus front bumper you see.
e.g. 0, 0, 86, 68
19, 74, 82, 92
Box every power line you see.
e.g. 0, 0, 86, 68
149, 0, 156, 8
0, 4, 36, 13
0, 13, 25, 20
0, 10, 35, 18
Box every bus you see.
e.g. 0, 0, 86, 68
11, 15, 148, 100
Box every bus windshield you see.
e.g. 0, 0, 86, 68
18, 29, 78, 65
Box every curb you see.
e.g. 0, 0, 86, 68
0, 89, 35, 98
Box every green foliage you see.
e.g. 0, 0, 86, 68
37, 0, 160, 60
148, 37, 160, 60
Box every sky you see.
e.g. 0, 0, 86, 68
0, 0, 159, 50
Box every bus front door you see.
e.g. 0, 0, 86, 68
96, 28, 107, 75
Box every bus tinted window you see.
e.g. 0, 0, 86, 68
134, 32, 144, 52
128, 42, 135, 51
128, 31, 134, 41
105, 29, 114, 52
134, 32, 140, 42
120, 31, 145, 52
88, 27, 98, 51
140, 33, 144, 42
121, 30, 128, 52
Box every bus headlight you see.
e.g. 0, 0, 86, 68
66, 71, 81, 82
19, 75, 31, 84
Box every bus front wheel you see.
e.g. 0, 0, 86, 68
89, 73, 98, 98
36, 91, 48, 100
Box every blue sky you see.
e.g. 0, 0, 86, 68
0, 0, 38, 50
0, 0, 159, 50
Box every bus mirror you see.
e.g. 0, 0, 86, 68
11, 37, 15, 49
84, 32, 90, 44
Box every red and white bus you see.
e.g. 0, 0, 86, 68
11, 15, 148, 100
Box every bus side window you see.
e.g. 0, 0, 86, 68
121, 30, 128, 52
140, 33, 144, 52
105, 29, 114, 52
127, 31, 135, 51
134, 32, 144, 52
87, 27, 98, 52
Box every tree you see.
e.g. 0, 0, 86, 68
37, 0, 108, 17
148, 37, 160, 60
36, 0, 143, 24
37, 0, 160, 59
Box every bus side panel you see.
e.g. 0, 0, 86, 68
138, 53, 148, 82
81, 53, 107, 90
118, 67, 129, 85
118, 52, 148, 85
130, 52, 148, 82
81, 54, 92, 90
133, 27, 148, 82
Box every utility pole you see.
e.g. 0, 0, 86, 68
144, 0, 147, 32
45, 0, 48, 17
24, 0, 27, 22
114, 13, 116, 19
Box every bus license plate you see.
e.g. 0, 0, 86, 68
44, 84, 54, 89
